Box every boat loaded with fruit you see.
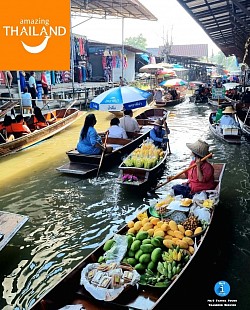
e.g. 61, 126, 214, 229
31, 161, 225, 310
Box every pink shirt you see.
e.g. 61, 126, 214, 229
185, 160, 215, 193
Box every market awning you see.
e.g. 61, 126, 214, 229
71, 0, 157, 21
176, 0, 250, 64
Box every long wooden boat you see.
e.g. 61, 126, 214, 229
31, 163, 225, 310
117, 150, 168, 189
135, 108, 168, 126
56, 129, 151, 176
0, 101, 17, 118
235, 102, 250, 136
208, 112, 242, 144
154, 95, 186, 107
207, 97, 231, 108
0, 107, 80, 157
0, 211, 28, 251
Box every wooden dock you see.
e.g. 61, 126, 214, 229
0, 211, 28, 251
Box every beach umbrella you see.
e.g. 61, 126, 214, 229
223, 82, 240, 90
90, 86, 151, 111
160, 78, 187, 87
188, 81, 204, 87
139, 63, 173, 73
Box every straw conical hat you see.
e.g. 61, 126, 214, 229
222, 106, 236, 114
186, 139, 210, 158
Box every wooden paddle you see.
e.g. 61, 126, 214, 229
96, 131, 109, 179
62, 99, 77, 118
151, 152, 213, 192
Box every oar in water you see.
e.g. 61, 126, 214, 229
62, 99, 77, 118
150, 152, 213, 193
96, 131, 109, 179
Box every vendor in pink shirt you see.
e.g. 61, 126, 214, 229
172, 139, 216, 197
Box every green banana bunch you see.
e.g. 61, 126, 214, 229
162, 250, 173, 262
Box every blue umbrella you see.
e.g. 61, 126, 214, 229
90, 86, 151, 111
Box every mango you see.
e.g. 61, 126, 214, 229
127, 221, 134, 228
185, 230, 193, 237
178, 240, 189, 249
194, 227, 203, 235
127, 258, 137, 266
161, 223, 170, 231
156, 221, 164, 228
140, 244, 154, 253
135, 263, 146, 273
169, 220, 178, 231
167, 230, 175, 237
139, 253, 151, 264
174, 230, 184, 239
153, 230, 165, 238
151, 247, 162, 263
134, 221, 142, 231
147, 261, 156, 271
182, 237, 194, 246
163, 239, 175, 249
142, 238, 151, 244
141, 218, 149, 226
127, 228, 136, 235
136, 231, 149, 240
103, 239, 115, 251
164, 235, 173, 240
177, 224, 185, 233
131, 240, 141, 252
147, 228, 154, 236
188, 246, 195, 255
135, 249, 144, 260
150, 217, 160, 225
151, 237, 162, 247
142, 222, 154, 231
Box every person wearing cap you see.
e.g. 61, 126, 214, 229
149, 118, 170, 150
172, 139, 215, 197
119, 110, 140, 133
219, 106, 239, 127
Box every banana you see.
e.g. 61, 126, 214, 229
172, 249, 178, 261
177, 252, 182, 262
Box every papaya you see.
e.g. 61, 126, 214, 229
135, 249, 144, 260
142, 238, 152, 244
127, 258, 137, 266
151, 247, 162, 263
136, 231, 149, 240
140, 244, 154, 253
139, 253, 151, 264
131, 240, 141, 252
103, 239, 115, 251
135, 263, 147, 273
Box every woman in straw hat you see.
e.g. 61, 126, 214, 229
149, 118, 170, 150
172, 139, 216, 197
219, 106, 239, 127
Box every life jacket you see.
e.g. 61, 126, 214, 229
4, 124, 13, 134
33, 116, 47, 129
0, 123, 4, 131
10, 123, 30, 134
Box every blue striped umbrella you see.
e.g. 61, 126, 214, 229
90, 86, 151, 111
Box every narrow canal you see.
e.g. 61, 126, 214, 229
0, 99, 249, 309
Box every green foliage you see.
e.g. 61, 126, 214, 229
208, 51, 239, 71
124, 34, 147, 50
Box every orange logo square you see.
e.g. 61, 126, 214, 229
0, 0, 70, 70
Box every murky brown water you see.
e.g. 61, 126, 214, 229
0, 100, 249, 309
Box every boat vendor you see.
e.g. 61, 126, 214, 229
77, 114, 112, 155
119, 110, 140, 133
219, 106, 239, 127
149, 119, 170, 150
171, 139, 216, 198
153, 88, 164, 102
108, 117, 128, 139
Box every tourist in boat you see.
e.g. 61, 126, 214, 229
2, 115, 14, 134
108, 117, 128, 139
119, 109, 140, 133
77, 114, 112, 155
170, 139, 215, 198
11, 115, 31, 135
164, 91, 173, 101
21, 87, 33, 114
0, 115, 15, 142
153, 88, 163, 102
33, 106, 48, 129
219, 106, 239, 127
149, 119, 170, 150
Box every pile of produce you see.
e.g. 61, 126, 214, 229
123, 141, 164, 169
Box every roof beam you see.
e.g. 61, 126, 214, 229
231, 0, 250, 17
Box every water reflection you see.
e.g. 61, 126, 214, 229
0, 100, 249, 309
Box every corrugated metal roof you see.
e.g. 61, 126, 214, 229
176, 0, 250, 64
71, 0, 157, 21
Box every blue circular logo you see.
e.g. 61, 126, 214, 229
214, 281, 230, 297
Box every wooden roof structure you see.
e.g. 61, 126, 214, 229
71, 0, 157, 21
176, 0, 250, 64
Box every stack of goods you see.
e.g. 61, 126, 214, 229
123, 141, 164, 169
154, 195, 175, 214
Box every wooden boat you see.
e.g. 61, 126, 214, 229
117, 150, 168, 189
209, 112, 242, 144
154, 95, 185, 107
0, 211, 28, 251
208, 97, 231, 108
57, 130, 151, 176
30, 163, 225, 310
0, 107, 80, 157
135, 108, 168, 126
235, 102, 250, 136
0, 101, 17, 118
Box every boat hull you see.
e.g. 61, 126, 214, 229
154, 96, 185, 107
135, 108, 168, 126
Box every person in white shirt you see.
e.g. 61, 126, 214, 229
153, 88, 163, 102
119, 110, 140, 133
108, 117, 128, 139
219, 106, 239, 127
28, 71, 37, 107
21, 87, 32, 114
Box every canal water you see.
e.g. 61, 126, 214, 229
0, 100, 249, 309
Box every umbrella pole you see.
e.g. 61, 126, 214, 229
121, 17, 124, 80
